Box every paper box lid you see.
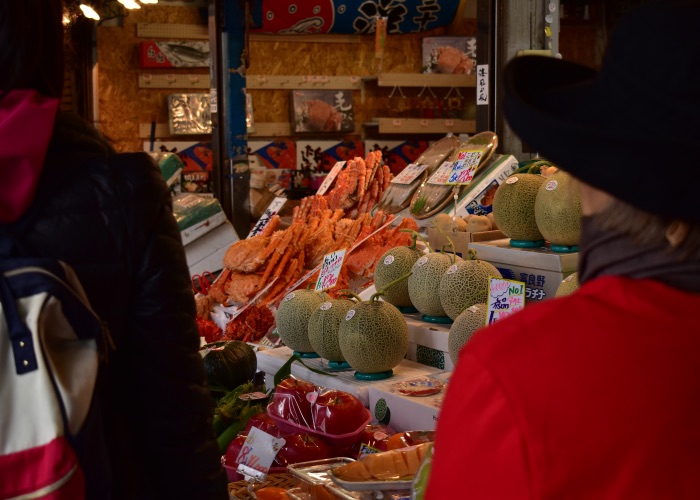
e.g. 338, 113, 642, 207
469, 238, 579, 273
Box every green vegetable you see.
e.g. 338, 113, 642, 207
212, 381, 268, 452
200, 340, 257, 398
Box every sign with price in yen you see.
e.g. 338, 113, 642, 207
315, 249, 346, 291
447, 149, 483, 185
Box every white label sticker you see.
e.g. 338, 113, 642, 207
476, 64, 489, 106
545, 179, 558, 191
247, 197, 287, 238
468, 305, 480, 313
506, 176, 519, 185
383, 255, 395, 266
306, 391, 319, 404
427, 161, 454, 185
235, 427, 286, 481
391, 163, 429, 185
320, 301, 332, 311
345, 309, 356, 321
564, 274, 575, 282
447, 264, 459, 275
315, 248, 347, 291
316, 161, 345, 196
284, 292, 296, 302
416, 256, 428, 267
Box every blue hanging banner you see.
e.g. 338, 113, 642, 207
251, 0, 460, 35
224, 0, 248, 160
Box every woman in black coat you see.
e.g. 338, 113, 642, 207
0, 1, 228, 498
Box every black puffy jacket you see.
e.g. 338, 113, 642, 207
8, 113, 228, 499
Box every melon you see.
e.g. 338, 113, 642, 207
275, 289, 324, 353
555, 272, 579, 297
439, 255, 501, 320
307, 297, 356, 362
492, 174, 547, 241
534, 170, 582, 246
465, 215, 491, 233
448, 303, 487, 364
338, 294, 409, 374
374, 239, 424, 308
408, 252, 462, 317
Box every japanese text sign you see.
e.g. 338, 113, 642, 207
427, 161, 454, 185
477, 64, 489, 105
447, 149, 482, 185
486, 277, 525, 325
391, 163, 428, 185
235, 427, 286, 481
315, 249, 347, 291
247, 197, 286, 238
316, 161, 346, 195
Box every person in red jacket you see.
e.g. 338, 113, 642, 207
427, 1, 700, 499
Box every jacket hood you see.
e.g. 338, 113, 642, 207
0, 90, 59, 223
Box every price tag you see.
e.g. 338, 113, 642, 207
316, 161, 345, 195
235, 427, 286, 482
247, 197, 287, 238
447, 149, 482, 185
390, 163, 428, 185
427, 161, 454, 185
486, 277, 525, 326
315, 249, 347, 291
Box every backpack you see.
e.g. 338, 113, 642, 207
0, 246, 112, 499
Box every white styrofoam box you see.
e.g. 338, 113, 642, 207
256, 346, 444, 408
180, 210, 227, 246
184, 220, 238, 276
368, 379, 446, 432
405, 314, 454, 371
469, 238, 578, 304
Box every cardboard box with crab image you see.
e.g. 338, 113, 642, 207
291, 89, 356, 133
422, 36, 477, 75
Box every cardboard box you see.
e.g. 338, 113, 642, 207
427, 227, 506, 259
422, 36, 477, 75
469, 238, 579, 304
451, 154, 520, 218
139, 41, 210, 69
185, 221, 239, 276
291, 90, 355, 133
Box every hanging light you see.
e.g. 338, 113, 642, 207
79, 4, 100, 20
140, 0, 159, 3
118, 0, 141, 9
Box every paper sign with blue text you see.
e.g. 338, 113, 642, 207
447, 149, 482, 185
391, 163, 428, 185
486, 276, 525, 325
316, 161, 346, 195
315, 249, 347, 291
248, 197, 287, 238
235, 427, 286, 481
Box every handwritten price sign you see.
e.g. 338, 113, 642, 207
247, 197, 286, 238
316, 161, 345, 195
315, 249, 347, 291
236, 427, 286, 481
427, 161, 454, 185
447, 149, 482, 185
391, 163, 428, 185
486, 277, 525, 325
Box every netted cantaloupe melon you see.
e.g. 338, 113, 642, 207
338, 295, 409, 374
275, 289, 324, 353
307, 297, 356, 362
439, 254, 501, 320
555, 272, 579, 297
408, 252, 462, 317
448, 303, 487, 364
374, 238, 424, 308
492, 174, 547, 241
534, 170, 582, 246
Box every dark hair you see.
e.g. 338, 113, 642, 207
0, 0, 65, 99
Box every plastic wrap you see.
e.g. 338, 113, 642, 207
267, 376, 371, 447
168, 93, 212, 135
171, 193, 223, 231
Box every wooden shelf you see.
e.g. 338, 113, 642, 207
246, 75, 362, 90
372, 73, 476, 88
370, 118, 476, 134
138, 73, 210, 89
248, 122, 292, 137
137, 23, 208, 40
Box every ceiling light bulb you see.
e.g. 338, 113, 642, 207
141, 0, 159, 3
79, 4, 100, 20
118, 0, 142, 9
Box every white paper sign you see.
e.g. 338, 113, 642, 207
486, 277, 525, 325
427, 161, 455, 185
316, 161, 346, 195
447, 150, 482, 185
390, 163, 428, 185
477, 64, 489, 106
315, 248, 347, 291
247, 197, 287, 238
235, 427, 286, 481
